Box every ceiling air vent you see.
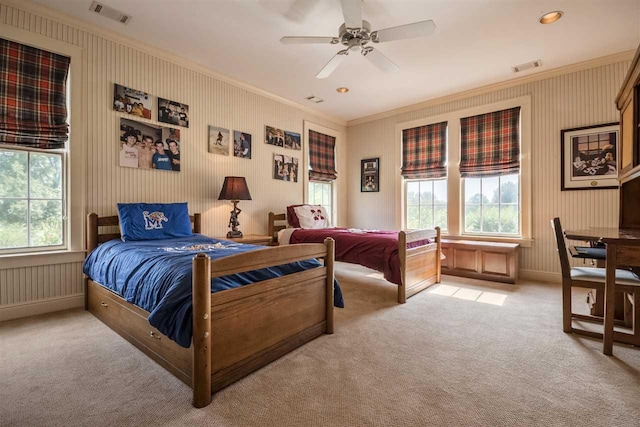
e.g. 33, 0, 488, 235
305, 95, 324, 104
511, 59, 542, 73
89, 1, 131, 25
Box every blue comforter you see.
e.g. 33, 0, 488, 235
83, 234, 344, 348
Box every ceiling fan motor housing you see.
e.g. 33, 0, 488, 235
338, 20, 372, 50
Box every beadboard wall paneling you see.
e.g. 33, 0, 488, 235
347, 61, 631, 275
0, 2, 347, 313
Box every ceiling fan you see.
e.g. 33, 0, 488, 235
279, 0, 436, 79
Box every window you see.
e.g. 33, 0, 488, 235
396, 96, 531, 242
0, 30, 83, 262
464, 174, 519, 235
406, 179, 447, 230
0, 148, 65, 250
308, 181, 332, 224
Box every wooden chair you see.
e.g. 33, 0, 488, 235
604, 242, 640, 355
551, 218, 640, 347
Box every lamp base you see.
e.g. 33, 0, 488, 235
227, 230, 243, 238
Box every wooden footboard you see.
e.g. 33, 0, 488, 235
86, 213, 335, 409
398, 227, 441, 304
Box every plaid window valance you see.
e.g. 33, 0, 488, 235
401, 121, 448, 179
0, 38, 70, 149
459, 107, 521, 177
309, 130, 337, 181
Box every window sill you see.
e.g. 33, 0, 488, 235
441, 234, 533, 248
0, 250, 86, 270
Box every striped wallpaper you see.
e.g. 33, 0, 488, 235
0, 2, 347, 314
347, 61, 631, 278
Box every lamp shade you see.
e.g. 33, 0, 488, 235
218, 176, 252, 201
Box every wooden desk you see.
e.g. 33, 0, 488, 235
565, 228, 630, 322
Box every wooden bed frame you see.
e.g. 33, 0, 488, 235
85, 213, 335, 408
268, 212, 441, 304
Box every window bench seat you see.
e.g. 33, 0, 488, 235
440, 239, 519, 284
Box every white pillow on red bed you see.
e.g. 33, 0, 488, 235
293, 205, 331, 229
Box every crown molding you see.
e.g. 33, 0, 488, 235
1, 0, 347, 128
347, 50, 636, 127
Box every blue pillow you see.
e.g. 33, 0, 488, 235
117, 202, 193, 241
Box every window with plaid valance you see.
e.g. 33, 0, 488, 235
401, 121, 448, 179
459, 107, 521, 177
0, 38, 71, 149
309, 130, 337, 181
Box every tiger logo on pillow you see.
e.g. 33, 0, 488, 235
143, 211, 168, 230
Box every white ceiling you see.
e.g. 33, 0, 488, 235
33, 0, 640, 122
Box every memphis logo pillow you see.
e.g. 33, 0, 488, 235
117, 202, 193, 241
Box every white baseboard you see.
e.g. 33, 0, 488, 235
0, 294, 84, 322
519, 269, 561, 284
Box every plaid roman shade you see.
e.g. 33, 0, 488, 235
459, 107, 521, 177
309, 130, 337, 181
401, 121, 447, 179
0, 38, 70, 149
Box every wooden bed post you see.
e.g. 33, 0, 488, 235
435, 227, 441, 283
192, 253, 212, 408
268, 212, 275, 242
398, 231, 407, 304
324, 237, 335, 334
193, 213, 202, 234
87, 213, 98, 252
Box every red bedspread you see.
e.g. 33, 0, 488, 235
289, 228, 431, 285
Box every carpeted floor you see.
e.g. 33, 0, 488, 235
1, 263, 640, 427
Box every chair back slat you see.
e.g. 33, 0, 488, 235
551, 218, 571, 279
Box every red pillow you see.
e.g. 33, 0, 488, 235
287, 204, 304, 228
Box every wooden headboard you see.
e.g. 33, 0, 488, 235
268, 212, 287, 244
86, 213, 202, 252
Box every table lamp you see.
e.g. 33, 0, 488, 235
218, 176, 252, 238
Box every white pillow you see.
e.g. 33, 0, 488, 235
293, 205, 331, 229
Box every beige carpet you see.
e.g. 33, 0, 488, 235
2, 263, 640, 427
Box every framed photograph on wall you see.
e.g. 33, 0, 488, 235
561, 122, 619, 191
361, 157, 379, 192
233, 131, 252, 159
273, 154, 299, 182
158, 97, 189, 128
113, 84, 153, 119
208, 125, 230, 156
119, 118, 181, 172
284, 131, 301, 150
265, 126, 284, 147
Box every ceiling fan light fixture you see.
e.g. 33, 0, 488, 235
336, 87, 349, 93
539, 11, 563, 24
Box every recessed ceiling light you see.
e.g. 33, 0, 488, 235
336, 87, 349, 93
539, 11, 563, 24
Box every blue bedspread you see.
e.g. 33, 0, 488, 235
83, 234, 344, 348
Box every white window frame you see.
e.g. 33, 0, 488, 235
462, 174, 520, 236
404, 178, 448, 231
395, 96, 532, 246
0, 25, 86, 267
303, 121, 339, 226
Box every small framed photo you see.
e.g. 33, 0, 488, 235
113, 84, 153, 119
361, 158, 379, 192
561, 123, 619, 191
119, 118, 180, 172
284, 131, 301, 150
158, 98, 189, 128
208, 126, 230, 156
273, 154, 299, 182
233, 131, 252, 159
265, 125, 284, 147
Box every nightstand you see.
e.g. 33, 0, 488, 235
218, 234, 273, 246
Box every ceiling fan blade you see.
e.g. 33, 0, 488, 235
316, 51, 349, 79
372, 20, 436, 43
340, 0, 362, 28
362, 48, 399, 74
280, 36, 338, 45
